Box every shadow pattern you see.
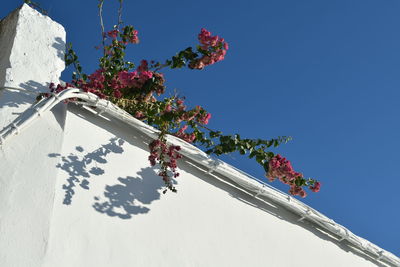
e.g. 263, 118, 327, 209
52, 36, 65, 61
0, 80, 46, 110
49, 137, 125, 205
93, 167, 164, 219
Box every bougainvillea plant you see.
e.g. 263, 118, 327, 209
38, 0, 321, 197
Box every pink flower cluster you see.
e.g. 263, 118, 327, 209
127, 28, 139, 44
267, 154, 302, 183
73, 69, 108, 99
106, 27, 139, 44
149, 140, 182, 188
176, 105, 211, 125
70, 59, 165, 100
107, 29, 119, 39
117, 60, 165, 97
289, 186, 307, 198
309, 181, 321, 192
198, 112, 211, 125
49, 82, 72, 94
189, 28, 229, 70
198, 28, 229, 51
175, 125, 196, 143
117, 60, 154, 92
266, 155, 320, 197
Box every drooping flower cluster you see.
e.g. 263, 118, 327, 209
149, 139, 182, 192
266, 155, 321, 197
189, 28, 229, 70
267, 155, 302, 182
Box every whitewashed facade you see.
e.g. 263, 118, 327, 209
0, 5, 398, 267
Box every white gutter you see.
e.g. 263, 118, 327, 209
0, 87, 399, 267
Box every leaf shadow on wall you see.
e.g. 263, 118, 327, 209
93, 167, 165, 219
2, 80, 49, 110
52, 37, 66, 61
66, 106, 174, 219
49, 137, 125, 205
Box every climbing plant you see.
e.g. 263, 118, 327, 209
41, 0, 321, 197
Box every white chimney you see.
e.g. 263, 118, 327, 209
0, 3, 66, 128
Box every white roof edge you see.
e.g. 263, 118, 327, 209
0, 87, 399, 267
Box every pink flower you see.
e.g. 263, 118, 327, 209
210, 36, 219, 46
139, 71, 153, 83
129, 30, 139, 44
266, 155, 319, 197
198, 113, 211, 125
267, 155, 302, 183
299, 189, 307, 198
89, 69, 105, 83
213, 49, 226, 62
176, 99, 185, 107
224, 42, 229, 50
137, 60, 148, 72
117, 70, 138, 88
175, 125, 196, 143
189, 60, 206, 70
309, 182, 321, 192
134, 111, 144, 119
289, 185, 307, 198
165, 104, 172, 112
107, 29, 119, 39
113, 90, 122, 98
201, 55, 213, 65
191, 29, 229, 69
178, 125, 188, 133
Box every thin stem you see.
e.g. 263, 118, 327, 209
196, 122, 217, 133
98, 0, 106, 56
72, 61, 81, 80
118, 0, 124, 29
154, 63, 170, 72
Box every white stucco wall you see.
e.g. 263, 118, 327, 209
0, 103, 66, 267
39, 105, 384, 267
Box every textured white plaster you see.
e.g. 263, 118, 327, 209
0, 4, 66, 267
40, 105, 385, 267
1, 87, 396, 266
0, 4, 65, 89
0, 4, 66, 129
0, 104, 66, 267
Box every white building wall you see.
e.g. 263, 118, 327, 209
41, 105, 382, 267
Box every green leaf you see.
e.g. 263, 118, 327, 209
205, 149, 213, 154
263, 162, 269, 173
249, 150, 257, 159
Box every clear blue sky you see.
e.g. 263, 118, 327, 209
2, 0, 399, 256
